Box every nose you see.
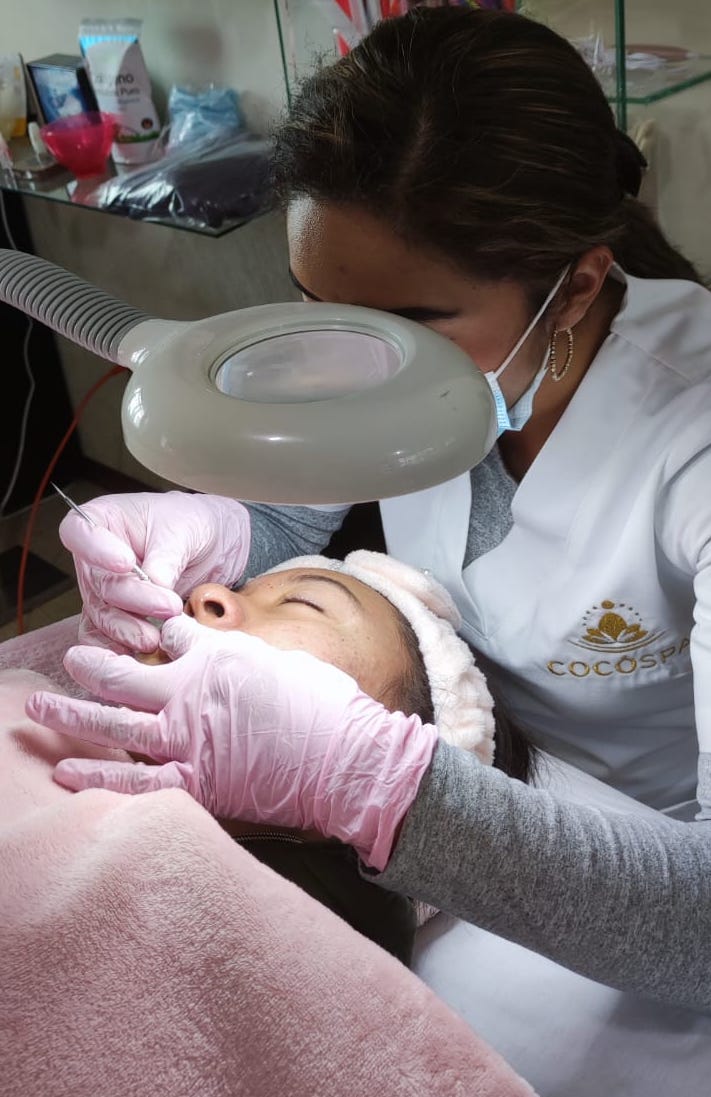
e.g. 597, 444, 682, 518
186, 584, 245, 629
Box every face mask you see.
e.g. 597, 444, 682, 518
484, 266, 570, 438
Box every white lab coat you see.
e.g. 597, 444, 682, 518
381, 271, 711, 809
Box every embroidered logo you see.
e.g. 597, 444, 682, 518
547, 599, 689, 679
572, 600, 665, 654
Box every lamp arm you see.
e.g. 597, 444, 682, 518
0, 248, 149, 365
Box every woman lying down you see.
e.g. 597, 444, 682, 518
4, 550, 534, 965
129, 550, 536, 966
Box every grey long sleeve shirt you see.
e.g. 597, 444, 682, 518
371, 741, 711, 1012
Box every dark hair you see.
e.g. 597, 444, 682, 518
391, 610, 537, 785
273, 6, 703, 297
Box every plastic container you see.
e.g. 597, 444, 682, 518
79, 18, 161, 166
0, 54, 27, 139
39, 111, 117, 177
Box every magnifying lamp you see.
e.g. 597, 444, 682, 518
0, 248, 497, 504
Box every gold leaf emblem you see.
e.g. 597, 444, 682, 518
573, 601, 663, 654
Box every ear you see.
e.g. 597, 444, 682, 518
553, 246, 615, 329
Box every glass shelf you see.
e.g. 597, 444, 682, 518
0, 138, 259, 238
598, 54, 711, 105
274, 1, 711, 130
520, 0, 711, 128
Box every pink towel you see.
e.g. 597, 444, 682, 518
0, 663, 536, 1097
0, 616, 86, 697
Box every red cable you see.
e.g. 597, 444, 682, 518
16, 365, 127, 635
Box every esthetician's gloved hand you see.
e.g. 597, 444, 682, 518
26, 616, 438, 871
60, 491, 251, 653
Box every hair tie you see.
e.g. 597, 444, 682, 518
614, 129, 647, 199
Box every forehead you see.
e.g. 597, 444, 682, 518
287, 198, 475, 307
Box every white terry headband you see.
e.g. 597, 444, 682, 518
268, 550, 495, 766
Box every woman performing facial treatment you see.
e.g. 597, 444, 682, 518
26, 6, 711, 1012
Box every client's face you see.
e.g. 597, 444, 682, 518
185, 569, 406, 704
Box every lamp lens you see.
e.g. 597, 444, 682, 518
214, 330, 402, 403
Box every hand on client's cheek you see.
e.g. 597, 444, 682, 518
133, 599, 199, 667
128, 590, 228, 753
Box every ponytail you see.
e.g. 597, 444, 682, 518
616, 198, 704, 283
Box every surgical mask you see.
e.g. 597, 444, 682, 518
485, 266, 570, 438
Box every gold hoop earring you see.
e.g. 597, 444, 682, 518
548, 327, 574, 383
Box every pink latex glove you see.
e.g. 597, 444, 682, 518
59, 491, 251, 653
26, 616, 438, 870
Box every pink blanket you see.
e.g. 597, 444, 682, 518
0, 663, 535, 1097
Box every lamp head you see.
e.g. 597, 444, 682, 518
117, 301, 496, 504
0, 248, 496, 504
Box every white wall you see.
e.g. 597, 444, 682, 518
9, 0, 288, 134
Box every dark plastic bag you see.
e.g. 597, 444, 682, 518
94, 134, 273, 229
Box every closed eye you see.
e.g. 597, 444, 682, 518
281, 597, 324, 613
